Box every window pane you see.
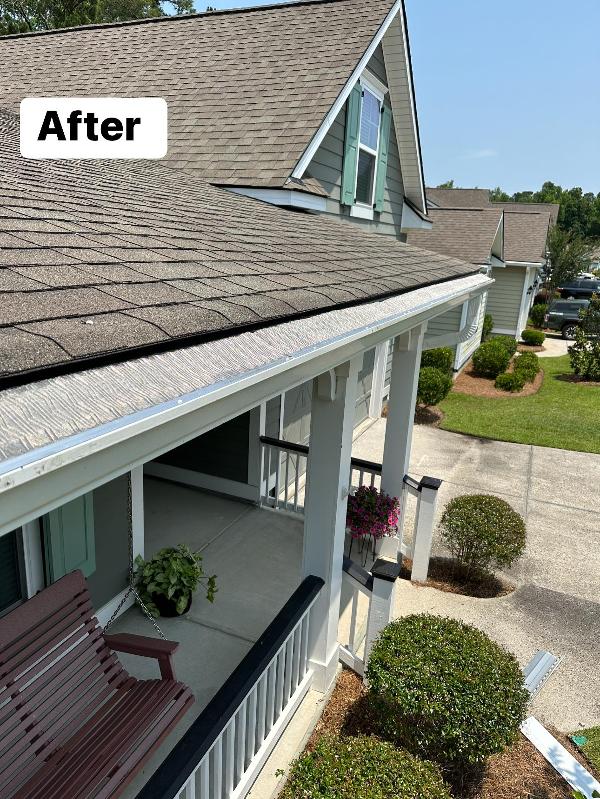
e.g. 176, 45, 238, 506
360, 89, 380, 150
0, 530, 22, 614
356, 149, 375, 205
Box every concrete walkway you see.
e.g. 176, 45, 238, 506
536, 331, 569, 357
352, 420, 600, 732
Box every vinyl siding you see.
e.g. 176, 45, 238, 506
486, 266, 527, 334
305, 46, 404, 237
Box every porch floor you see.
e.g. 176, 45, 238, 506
110, 476, 304, 798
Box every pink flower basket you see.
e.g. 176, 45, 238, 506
346, 485, 400, 541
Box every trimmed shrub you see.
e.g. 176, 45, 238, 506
421, 347, 454, 374
521, 328, 545, 345
280, 735, 452, 799
366, 615, 529, 765
440, 494, 526, 577
529, 302, 548, 329
495, 372, 525, 392
482, 313, 494, 340
513, 351, 540, 383
472, 340, 511, 378
568, 296, 600, 381
417, 367, 453, 407
489, 334, 518, 356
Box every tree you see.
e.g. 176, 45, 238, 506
0, 0, 193, 34
489, 186, 510, 202
544, 225, 595, 299
435, 179, 455, 189
568, 295, 600, 381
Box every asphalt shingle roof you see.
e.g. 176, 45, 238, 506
503, 210, 551, 264
0, 0, 395, 190
405, 208, 503, 265
0, 110, 475, 386
427, 188, 491, 208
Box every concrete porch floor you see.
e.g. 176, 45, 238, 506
111, 476, 305, 798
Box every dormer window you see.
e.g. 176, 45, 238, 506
341, 71, 392, 219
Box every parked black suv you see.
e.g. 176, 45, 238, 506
544, 299, 590, 339
557, 279, 600, 299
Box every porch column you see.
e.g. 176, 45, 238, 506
380, 325, 426, 554
302, 356, 360, 693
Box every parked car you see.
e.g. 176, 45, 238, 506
557, 279, 600, 299
544, 299, 590, 339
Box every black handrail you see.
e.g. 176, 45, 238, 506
135, 575, 324, 799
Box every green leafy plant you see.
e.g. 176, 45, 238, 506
366, 615, 528, 765
489, 335, 518, 357
529, 303, 548, 329
495, 372, 525, 392
521, 329, 546, 346
440, 494, 526, 577
472, 340, 511, 378
569, 295, 600, 381
134, 544, 217, 617
280, 735, 452, 799
572, 792, 600, 799
417, 367, 453, 407
513, 351, 541, 383
421, 347, 454, 374
482, 313, 494, 340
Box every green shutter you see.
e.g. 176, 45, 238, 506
341, 84, 362, 206
43, 494, 96, 582
0, 531, 23, 613
373, 104, 392, 213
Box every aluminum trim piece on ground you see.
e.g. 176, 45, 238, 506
0, 273, 491, 470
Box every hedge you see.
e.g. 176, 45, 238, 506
366, 615, 529, 765
417, 367, 453, 407
495, 372, 525, 392
521, 328, 545, 346
472, 340, 511, 378
421, 347, 454, 374
280, 735, 452, 799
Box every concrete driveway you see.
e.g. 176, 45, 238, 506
352, 421, 600, 731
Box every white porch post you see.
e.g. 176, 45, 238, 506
364, 559, 401, 671
368, 341, 388, 419
380, 325, 425, 555
302, 357, 360, 693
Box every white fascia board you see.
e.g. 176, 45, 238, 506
360, 69, 388, 101
490, 255, 506, 268
291, 0, 404, 181
227, 187, 327, 212
505, 260, 544, 268
0, 276, 491, 535
492, 212, 504, 260
401, 201, 432, 230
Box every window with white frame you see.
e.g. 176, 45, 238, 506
355, 86, 381, 206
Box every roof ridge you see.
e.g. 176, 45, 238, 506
0, 0, 344, 41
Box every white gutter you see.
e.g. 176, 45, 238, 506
0, 276, 492, 491
423, 293, 485, 349
226, 187, 327, 213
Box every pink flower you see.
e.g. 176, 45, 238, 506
346, 486, 400, 540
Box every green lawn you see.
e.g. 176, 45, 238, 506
572, 726, 600, 772
439, 355, 600, 453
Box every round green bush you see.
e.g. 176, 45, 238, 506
439, 494, 526, 576
495, 372, 525, 392
366, 615, 529, 765
482, 313, 494, 340
472, 340, 511, 378
280, 735, 452, 799
513, 352, 540, 383
421, 347, 454, 374
417, 367, 453, 407
489, 335, 518, 356
529, 303, 547, 329
521, 328, 545, 345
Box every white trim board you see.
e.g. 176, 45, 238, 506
227, 187, 327, 212
145, 462, 259, 503
520, 717, 600, 798
401, 201, 432, 230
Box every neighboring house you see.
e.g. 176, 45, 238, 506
406, 207, 503, 368
425, 188, 556, 341
0, 2, 492, 798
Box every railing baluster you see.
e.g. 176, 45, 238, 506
198, 756, 209, 799
235, 701, 247, 782
370, 471, 376, 487
348, 589, 359, 654
224, 719, 235, 797
274, 449, 282, 509
300, 613, 309, 676
291, 625, 301, 691
275, 649, 285, 717
183, 777, 196, 799
211, 737, 223, 799
358, 468, 365, 487
256, 672, 267, 747
266, 446, 272, 506
284, 633, 294, 702
246, 684, 257, 767
293, 454, 301, 512
266, 661, 276, 733
284, 451, 290, 509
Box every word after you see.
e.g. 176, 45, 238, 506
20, 97, 167, 159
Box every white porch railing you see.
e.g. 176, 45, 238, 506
135, 576, 323, 799
259, 436, 441, 583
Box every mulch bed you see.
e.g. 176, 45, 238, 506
453, 361, 544, 399
400, 556, 515, 598
517, 344, 545, 353
555, 373, 600, 386
303, 669, 595, 799
414, 405, 445, 425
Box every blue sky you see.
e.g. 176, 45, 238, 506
193, 0, 600, 195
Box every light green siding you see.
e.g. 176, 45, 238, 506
486, 266, 527, 334
305, 47, 404, 237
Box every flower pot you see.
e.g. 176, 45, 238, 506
151, 592, 192, 618
374, 535, 399, 559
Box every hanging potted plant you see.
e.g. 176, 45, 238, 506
134, 544, 217, 618
346, 485, 400, 563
